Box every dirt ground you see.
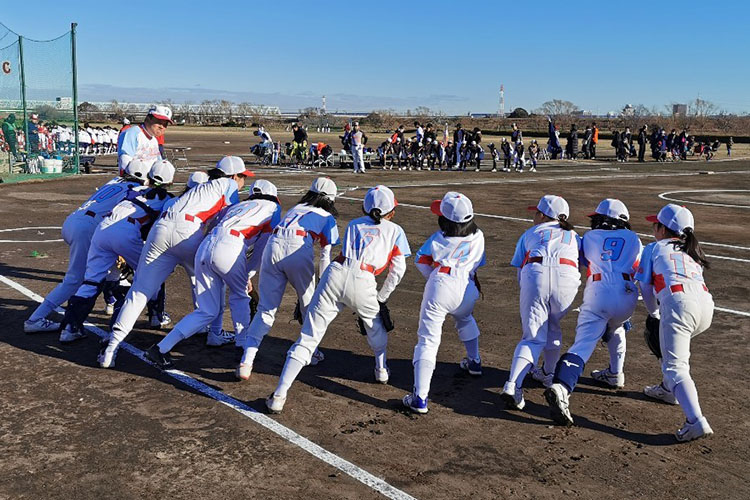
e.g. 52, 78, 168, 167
1, 129, 749, 500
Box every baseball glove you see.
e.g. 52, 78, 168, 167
293, 300, 303, 325
643, 315, 662, 359
249, 288, 259, 320
357, 302, 394, 335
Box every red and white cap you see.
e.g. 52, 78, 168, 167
529, 194, 569, 219
186, 171, 209, 188
310, 177, 337, 201
364, 185, 397, 214
589, 198, 629, 221
216, 156, 254, 177
147, 105, 173, 124
431, 191, 474, 223
646, 203, 694, 235
250, 179, 278, 198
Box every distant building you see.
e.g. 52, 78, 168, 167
673, 104, 688, 116
622, 104, 635, 117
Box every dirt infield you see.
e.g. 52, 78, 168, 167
1, 141, 749, 499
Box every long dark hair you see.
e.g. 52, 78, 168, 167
660, 223, 710, 268
438, 216, 478, 237
298, 190, 338, 217
207, 168, 229, 180
557, 214, 574, 231
363, 207, 383, 224
249, 193, 280, 204
590, 214, 631, 230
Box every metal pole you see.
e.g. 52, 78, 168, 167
71, 23, 80, 174
18, 35, 29, 167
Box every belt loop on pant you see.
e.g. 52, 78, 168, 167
591, 272, 631, 282
84, 210, 96, 218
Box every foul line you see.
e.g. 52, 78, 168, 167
0, 274, 416, 500
658, 189, 750, 209
0, 226, 64, 243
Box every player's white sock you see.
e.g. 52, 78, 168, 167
462, 337, 480, 362
275, 357, 305, 398
29, 300, 56, 322
241, 347, 259, 366
414, 359, 436, 400
507, 346, 535, 387
673, 380, 703, 423
158, 327, 187, 353
607, 328, 627, 374
374, 350, 387, 371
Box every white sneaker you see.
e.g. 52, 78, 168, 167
675, 416, 713, 443
235, 362, 252, 381
98, 344, 117, 369
374, 367, 390, 384
531, 367, 553, 388
591, 367, 625, 388
545, 383, 573, 426
149, 312, 171, 329
309, 349, 325, 366
500, 381, 525, 410
59, 325, 86, 343
266, 393, 286, 414
206, 329, 236, 347
24, 318, 60, 333
644, 383, 678, 405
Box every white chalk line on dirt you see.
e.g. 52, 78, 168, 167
0, 226, 64, 243
658, 189, 750, 209
0, 274, 416, 500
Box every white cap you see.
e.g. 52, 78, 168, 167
250, 179, 278, 198
589, 198, 629, 221
364, 185, 397, 214
216, 156, 253, 177
646, 204, 695, 235
122, 118, 131, 125
529, 194, 569, 219
431, 191, 474, 223
124, 159, 150, 181
147, 105, 173, 124
310, 177, 337, 201
149, 159, 175, 185
187, 171, 209, 188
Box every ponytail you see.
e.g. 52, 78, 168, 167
363, 207, 383, 224
682, 228, 710, 269
590, 214, 631, 231
557, 214, 574, 231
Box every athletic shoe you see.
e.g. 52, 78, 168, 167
98, 341, 117, 369
105, 303, 115, 315
644, 383, 678, 405
309, 349, 325, 366
591, 367, 625, 388
206, 329, 236, 347
374, 367, 390, 384
500, 381, 525, 410
266, 393, 286, 414
24, 318, 60, 333
491, 168, 497, 172
530, 367, 553, 388
235, 363, 252, 381
402, 393, 429, 414
144, 344, 174, 370
675, 416, 713, 443
459, 357, 482, 376
545, 383, 574, 426
149, 312, 172, 329
59, 324, 86, 343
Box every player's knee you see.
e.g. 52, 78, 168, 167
662, 361, 691, 391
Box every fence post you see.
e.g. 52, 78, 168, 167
18, 35, 29, 166
71, 23, 80, 174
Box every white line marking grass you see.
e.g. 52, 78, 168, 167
0, 274, 416, 500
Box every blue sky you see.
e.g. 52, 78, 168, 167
2, 1, 749, 114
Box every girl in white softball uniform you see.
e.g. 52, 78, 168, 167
544, 199, 643, 426
145, 180, 282, 369
403, 192, 486, 414
501, 195, 581, 411
24, 161, 151, 334
100, 156, 251, 368
236, 177, 340, 380
267, 185, 411, 414
636, 204, 714, 442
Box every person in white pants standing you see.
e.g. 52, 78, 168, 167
403, 192, 486, 414
350, 121, 366, 173
24, 161, 150, 334
500, 195, 581, 411
236, 177, 340, 380
544, 199, 643, 426
99, 156, 252, 368
266, 185, 411, 414
145, 180, 281, 369
637, 204, 714, 442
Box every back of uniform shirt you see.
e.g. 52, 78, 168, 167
581, 228, 642, 275
416, 230, 486, 276
510, 221, 580, 268
215, 199, 281, 239
277, 203, 340, 247
341, 216, 411, 275
77, 177, 140, 218
166, 177, 239, 223
635, 239, 706, 291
